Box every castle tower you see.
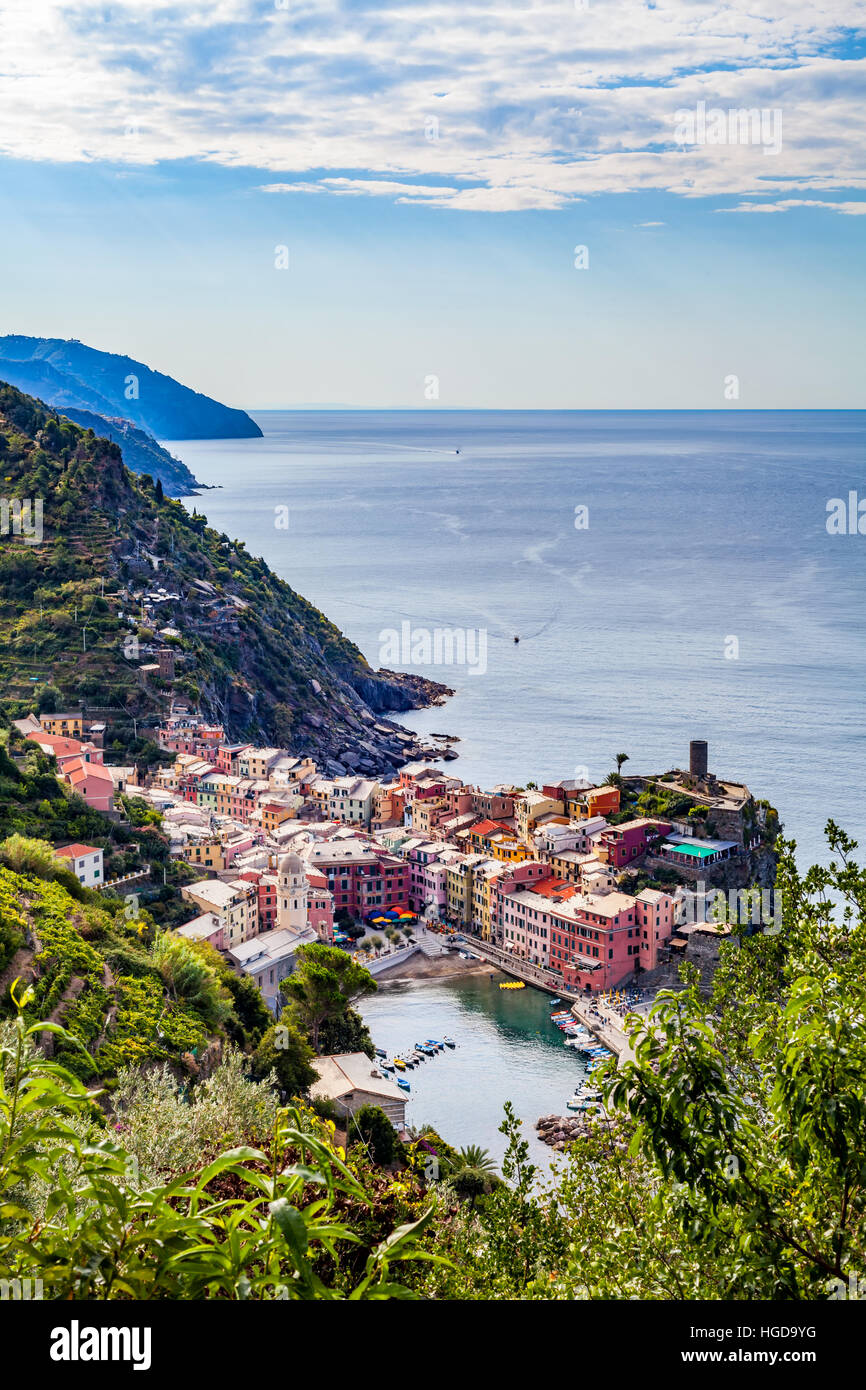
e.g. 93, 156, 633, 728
277, 851, 308, 932
689, 740, 708, 780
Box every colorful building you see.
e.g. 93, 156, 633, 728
595, 818, 671, 868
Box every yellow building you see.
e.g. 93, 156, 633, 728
39, 712, 84, 738
183, 838, 229, 872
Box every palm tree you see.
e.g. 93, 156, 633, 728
456, 1144, 497, 1175
451, 1144, 499, 1207
614, 752, 630, 775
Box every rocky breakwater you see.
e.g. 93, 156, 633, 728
536, 1113, 598, 1151
535, 1111, 626, 1153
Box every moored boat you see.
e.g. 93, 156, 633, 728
397, 1078, 411, 1092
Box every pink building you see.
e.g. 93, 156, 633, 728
63, 757, 115, 813
406, 844, 452, 914
545, 886, 677, 993
595, 818, 671, 869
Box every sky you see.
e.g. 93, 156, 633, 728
0, 0, 864, 408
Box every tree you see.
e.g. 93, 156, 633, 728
151, 933, 231, 1029
251, 1013, 317, 1098
280, 942, 376, 1053
451, 1145, 500, 1206
350, 1105, 405, 1166
317, 1005, 375, 1059
370, 934, 385, 956
614, 752, 630, 775
36, 682, 62, 714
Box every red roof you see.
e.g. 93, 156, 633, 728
471, 819, 512, 837
27, 731, 85, 758
54, 843, 102, 859
65, 758, 114, 786
531, 876, 577, 901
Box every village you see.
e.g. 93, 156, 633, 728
13, 706, 778, 1027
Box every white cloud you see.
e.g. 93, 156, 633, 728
0, 0, 863, 211
720, 198, 866, 214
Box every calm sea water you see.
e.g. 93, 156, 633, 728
170, 410, 866, 870
358, 972, 591, 1169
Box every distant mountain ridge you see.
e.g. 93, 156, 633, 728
0, 336, 262, 440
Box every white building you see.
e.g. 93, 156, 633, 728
228, 925, 317, 1009
309, 1053, 408, 1129
54, 843, 104, 888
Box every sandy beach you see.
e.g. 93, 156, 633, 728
374, 950, 496, 983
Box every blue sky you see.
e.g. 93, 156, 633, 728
0, 0, 863, 408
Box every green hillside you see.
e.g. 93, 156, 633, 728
0, 380, 433, 762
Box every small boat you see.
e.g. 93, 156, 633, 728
414, 1043, 434, 1056
393, 1057, 406, 1070
513, 635, 520, 644
375, 1048, 387, 1058
442, 1037, 456, 1049
425, 1039, 444, 1050
397, 1078, 411, 1092
549, 998, 562, 1007
380, 1061, 395, 1072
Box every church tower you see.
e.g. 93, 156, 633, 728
277, 852, 308, 932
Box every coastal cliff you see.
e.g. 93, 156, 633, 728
0, 381, 450, 772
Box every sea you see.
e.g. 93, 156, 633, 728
170, 408, 866, 872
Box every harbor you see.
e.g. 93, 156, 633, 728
359, 967, 608, 1168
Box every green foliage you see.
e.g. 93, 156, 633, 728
251, 1013, 317, 1098
151, 932, 231, 1029
417, 825, 866, 1300
0, 991, 438, 1299
281, 943, 377, 1054
349, 1105, 406, 1166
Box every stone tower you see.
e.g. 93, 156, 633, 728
689, 740, 708, 780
